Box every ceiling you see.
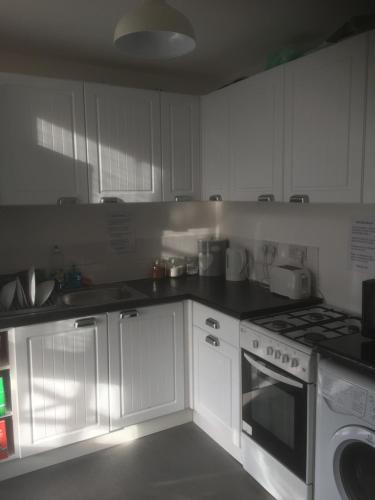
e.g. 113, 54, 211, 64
0, 0, 374, 93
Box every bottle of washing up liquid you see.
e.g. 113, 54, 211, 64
0, 377, 6, 417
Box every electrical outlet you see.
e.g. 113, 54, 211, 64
289, 245, 308, 265
254, 240, 278, 261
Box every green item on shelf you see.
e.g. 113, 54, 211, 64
266, 47, 302, 70
0, 377, 5, 416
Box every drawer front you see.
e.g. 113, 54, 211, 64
192, 302, 239, 347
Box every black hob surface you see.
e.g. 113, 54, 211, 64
253, 305, 362, 347
317, 334, 375, 373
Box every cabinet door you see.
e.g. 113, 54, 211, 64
193, 326, 240, 460
284, 33, 367, 202
15, 315, 109, 457
364, 30, 375, 203
161, 93, 200, 200
229, 66, 284, 201
85, 83, 162, 202
108, 303, 185, 430
0, 74, 88, 205
201, 88, 230, 200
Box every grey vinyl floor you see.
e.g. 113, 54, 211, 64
0, 423, 275, 500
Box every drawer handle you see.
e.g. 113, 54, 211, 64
120, 310, 140, 319
205, 335, 220, 347
74, 317, 96, 328
289, 194, 309, 204
205, 317, 220, 329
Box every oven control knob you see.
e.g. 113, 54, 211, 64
253, 340, 259, 349
291, 358, 299, 368
282, 354, 290, 364
274, 350, 281, 359
266, 346, 274, 356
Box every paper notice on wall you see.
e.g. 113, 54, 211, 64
107, 210, 135, 254
350, 218, 375, 273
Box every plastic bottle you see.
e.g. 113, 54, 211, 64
0, 377, 6, 417
49, 245, 65, 289
152, 260, 165, 279
49, 245, 64, 275
67, 265, 82, 289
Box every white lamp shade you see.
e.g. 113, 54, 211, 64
114, 0, 196, 59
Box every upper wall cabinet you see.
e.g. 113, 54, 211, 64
229, 65, 284, 201
201, 87, 230, 200
0, 74, 88, 205
161, 93, 200, 201
284, 33, 368, 203
364, 30, 375, 203
84, 83, 162, 203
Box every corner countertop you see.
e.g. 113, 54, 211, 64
317, 334, 375, 375
0, 275, 321, 329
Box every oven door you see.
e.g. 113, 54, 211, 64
242, 349, 308, 481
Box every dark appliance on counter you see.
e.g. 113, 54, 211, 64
362, 279, 375, 339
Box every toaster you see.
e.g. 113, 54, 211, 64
269, 265, 311, 300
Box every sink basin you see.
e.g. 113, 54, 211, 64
61, 284, 146, 307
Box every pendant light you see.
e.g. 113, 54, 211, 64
114, 0, 196, 59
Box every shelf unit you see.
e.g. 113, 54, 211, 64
0, 331, 15, 461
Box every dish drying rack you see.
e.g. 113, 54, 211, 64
0, 273, 58, 315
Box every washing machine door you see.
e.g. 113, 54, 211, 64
332, 426, 375, 500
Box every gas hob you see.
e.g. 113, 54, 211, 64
250, 305, 361, 347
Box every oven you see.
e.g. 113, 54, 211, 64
242, 348, 314, 481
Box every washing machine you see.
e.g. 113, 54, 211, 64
314, 358, 375, 500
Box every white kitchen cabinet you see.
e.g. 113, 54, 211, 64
201, 87, 230, 200
0, 74, 88, 205
14, 315, 109, 458
108, 303, 185, 430
84, 83, 162, 202
364, 30, 375, 203
229, 66, 284, 201
284, 33, 367, 203
161, 93, 201, 200
192, 304, 240, 460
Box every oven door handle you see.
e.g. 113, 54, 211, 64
243, 353, 304, 389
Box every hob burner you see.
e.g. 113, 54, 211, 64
269, 320, 291, 331
303, 332, 327, 342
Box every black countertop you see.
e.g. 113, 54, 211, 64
317, 334, 375, 375
0, 276, 321, 329
3, 274, 375, 374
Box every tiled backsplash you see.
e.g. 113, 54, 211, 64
218, 202, 375, 313
1, 200, 374, 313
0, 203, 217, 283
227, 236, 319, 291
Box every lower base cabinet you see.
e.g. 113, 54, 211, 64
14, 315, 109, 458
193, 325, 241, 460
108, 303, 185, 430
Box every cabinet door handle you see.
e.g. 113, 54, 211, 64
289, 194, 309, 204
205, 317, 220, 330
120, 310, 140, 319
205, 335, 220, 347
100, 197, 124, 204
74, 317, 96, 328
257, 194, 275, 202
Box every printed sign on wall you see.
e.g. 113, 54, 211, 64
351, 218, 375, 273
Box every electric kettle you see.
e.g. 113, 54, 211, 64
226, 248, 248, 282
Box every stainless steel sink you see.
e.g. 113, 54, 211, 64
61, 284, 146, 307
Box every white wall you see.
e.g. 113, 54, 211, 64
1, 200, 373, 314
0, 203, 217, 283
218, 202, 375, 313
